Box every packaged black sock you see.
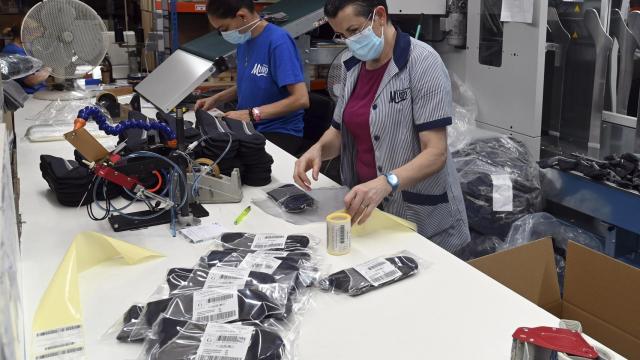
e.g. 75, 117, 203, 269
319, 255, 420, 296
149, 319, 285, 360
219, 233, 310, 251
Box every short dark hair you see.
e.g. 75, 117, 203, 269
324, 0, 388, 19
206, 0, 255, 19
7, 24, 20, 40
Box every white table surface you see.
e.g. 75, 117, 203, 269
14, 97, 624, 360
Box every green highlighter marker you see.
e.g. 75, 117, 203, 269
234, 206, 252, 225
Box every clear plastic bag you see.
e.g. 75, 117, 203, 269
0, 54, 43, 80
138, 320, 292, 360
455, 231, 504, 261
500, 212, 604, 288
252, 186, 349, 225
162, 284, 292, 325
215, 233, 318, 252
448, 71, 479, 152
318, 251, 423, 296
24, 99, 111, 142
452, 135, 543, 240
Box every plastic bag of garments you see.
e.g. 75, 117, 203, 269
452, 135, 543, 240
138, 320, 290, 360
500, 212, 604, 288
0, 54, 42, 80
196, 249, 320, 294
252, 186, 349, 225
215, 233, 316, 252
130, 265, 290, 342
454, 231, 503, 261
318, 251, 422, 296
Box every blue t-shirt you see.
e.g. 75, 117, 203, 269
236, 23, 305, 137
2, 43, 46, 94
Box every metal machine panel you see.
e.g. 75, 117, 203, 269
388, 0, 446, 15
466, 0, 549, 141
134, 49, 215, 113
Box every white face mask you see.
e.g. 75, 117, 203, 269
221, 18, 261, 44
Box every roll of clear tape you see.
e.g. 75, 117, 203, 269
326, 212, 351, 256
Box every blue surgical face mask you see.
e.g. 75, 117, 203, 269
345, 16, 384, 61
221, 18, 261, 45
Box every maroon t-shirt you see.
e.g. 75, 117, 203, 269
343, 60, 391, 183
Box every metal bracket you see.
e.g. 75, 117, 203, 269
628, 11, 640, 152
584, 9, 614, 156
610, 9, 640, 114
546, 7, 571, 136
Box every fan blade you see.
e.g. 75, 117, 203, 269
31, 37, 72, 70
41, 0, 76, 31
70, 20, 106, 65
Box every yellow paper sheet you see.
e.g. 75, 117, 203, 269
331, 209, 417, 237
31, 232, 163, 359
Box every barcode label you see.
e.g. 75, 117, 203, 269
217, 335, 244, 343
238, 253, 282, 274
204, 267, 251, 289
196, 323, 254, 360
369, 270, 402, 285
35, 346, 83, 359
251, 234, 287, 250
330, 223, 350, 253
193, 289, 239, 323
33, 324, 84, 360
195, 310, 238, 323
255, 250, 289, 258
354, 258, 402, 286
198, 356, 242, 360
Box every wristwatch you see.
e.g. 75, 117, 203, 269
384, 172, 400, 194
251, 107, 262, 122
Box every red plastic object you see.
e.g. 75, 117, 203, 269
95, 164, 139, 191
512, 326, 598, 359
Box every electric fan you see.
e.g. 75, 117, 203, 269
21, 0, 107, 100
327, 48, 348, 102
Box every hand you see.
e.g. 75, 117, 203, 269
293, 146, 322, 191
224, 110, 251, 122
194, 95, 219, 111
344, 176, 392, 226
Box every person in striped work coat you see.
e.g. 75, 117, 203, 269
294, 0, 470, 253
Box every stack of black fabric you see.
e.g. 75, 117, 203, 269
539, 152, 640, 192
224, 117, 274, 186
195, 110, 273, 186
193, 109, 242, 175
452, 136, 543, 239
40, 155, 121, 206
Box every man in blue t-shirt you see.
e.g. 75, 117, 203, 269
2, 25, 50, 94
195, 0, 310, 155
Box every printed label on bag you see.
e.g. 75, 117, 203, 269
193, 289, 239, 323
204, 267, 251, 289
196, 323, 254, 360
179, 223, 228, 243
239, 253, 282, 274
255, 250, 289, 258
354, 258, 402, 286
251, 234, 287, 250
33, 324, 84, 360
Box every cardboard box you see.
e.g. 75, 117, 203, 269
469, 238, 640, 359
